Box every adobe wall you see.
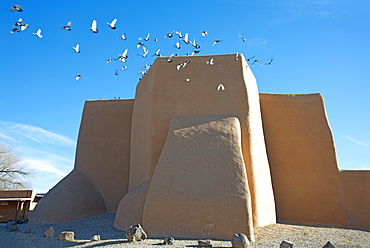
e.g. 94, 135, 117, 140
129, 53, 276, 227
31, 99, 133, 223
259, 93, 370, 230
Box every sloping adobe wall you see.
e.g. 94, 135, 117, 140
31, 99, 133, 223
260, 93, 370, 230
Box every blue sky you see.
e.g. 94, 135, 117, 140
1, 0, 369, 193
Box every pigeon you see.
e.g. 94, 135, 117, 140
90, 20, 98, 33
13, 18, 22, 27
139, 33, 150, 41
235, 53, 239, 61
201, 31, 208, 36
182, 60, 191, 68
10, 28, 20, 34
206, 58, 214, 65
246, 56, 255, 61
175, 31, 183, 38
117, 49, 128, 60
183, 33, 190, 44
138, 70, 147, 75
163, 31, 175, 38
20, 23, 29, 31
61, 22, 72, 31
10, 5, 22, 12
192, 38, 200, 49
75, 74, 82, 80
174, 41, 181, 49
142, 64, 150, 69
138, 46, 148, 58
152, 49, 161, 57
72, 44, 81, 53
212, 39, 222, 46
136, 42, 144, 48
176, 63, 183, 70
106, 59, 113, 64
217, 84, 225, 91
184, 78, 191, 82
115, 70, 119, 75
33, 29, 42, 38
153, 38, 158, 42
107, 18, 117, 29
265, 58, 274, 65
120, 34, 127, 40
165, 54, 174, 63
238, 34, 247, 42
121, 65, 128, 70
191, 49, 200, 56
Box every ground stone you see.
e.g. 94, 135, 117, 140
126, 224, 147, 242
58, 231, 75, 241
198, 239, 213, 247
280, 240, 294, 248
232, 233, 250, 248
323, 241, 336, 248
43, 226, 56, 237
91, 234, 101, 241
9, 225, 19, 232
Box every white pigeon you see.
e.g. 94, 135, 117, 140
212, 39, 222, 46
217, 84, 225, 91
118, 48, 128, 59
176, 63, 183, 70
192, 38, 200, 49
33, 29, 42, 38
183, 60, 191, 68
238, 34, 247, 42
106, 59, 113, 64
183, 33, 190, 44
136, 42, 144, 48
90, 20, 98, 33
174, 41, 181, 49
10, 28, 20, 33
119, 34, 127, 40
61, 22, 72, 31
165, 54, 174, 63
138, 46, 148, 58
121, 65, 128, 70
139, 33, 150, 41
107, 18, 117, 29
175, 31, 183, 38
206, 58, 214, 65
75, 74, 82, 80
72, 44, 80, 53
152, 49, 161, 57
10, 5, 22, 12
201, 31, 208, 36
20, 24, 29, 31
13, 18, 22, 27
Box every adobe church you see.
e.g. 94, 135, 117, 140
31, 54, 370, 241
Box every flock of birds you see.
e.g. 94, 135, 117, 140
8, 4, 274, 92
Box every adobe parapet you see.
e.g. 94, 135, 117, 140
31, 54, 370, 239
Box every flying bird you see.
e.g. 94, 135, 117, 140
138, 46, 148, 58
175, 31, 183, 38
20, 23, 29, 31
183, 33, 190, 44
107, 18, 117, 29
153, 38, 158, 42
139, 33, 150, 41
115, 70, 119, 75
138, 70, 147, 75
120, 34, 127, 40
264, 58, 274, 65
238, 34, 247, 42
212, 39, 222, 46
106, 59, 113, 64
163, 31, 175, 38
33, 29, 42, 38
246, 56, 255, 61
143, 64, 150, 69
118, 48, 128, 60
165, 54, 174, 63
217, 84, 225, 91
121, 65, 128, 70
72, 44, 81, 53
152, 49, 161, 57
192, 38, 200, 49
13, 18, 22, 27
201, 31, 208, 36
206, 58, 214, 66
10, 5, 22, 12
174, 41, 181, 49
176, 63, 183, 70
136, 42, 144, 48
61, 22, 72, 31
90, 20, 98, 33
75, 74, 82, 80
235, 53, 239, 61
10, 28, 20, 33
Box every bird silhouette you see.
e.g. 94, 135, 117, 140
61, 22, 72, 31
201, 31, 208, 36
212, 39, 222, 46
10, 5, 22, 12
115, 70, 119, 75
139, 33, 150, 41
120, 34, 127, 40
192, 38, 200, 49
121, 65, 128, 70
175, 31, 183, 38
72, 44, 81, 53
174, 41, 181, 49
163, 31, 175, 38
152, 49, 161, 57
217, 84, 225, 91
75, 74, 82, 80
136, 42, 144, 48
118, 49, 128, 60
33, 29, 42, 38
183, 33, 190, 44
238, 34, 247, 42
13, 18, 22, 27
138, 46, 148, 58
206, 58, 214, 65
165, 54, 174, 63
264, 58, 274, 65
90, 20, 98, 33
107, 18, 117, 29
20, 23, 29, 31
10, 28, 20, 34
106, 59, 113, 64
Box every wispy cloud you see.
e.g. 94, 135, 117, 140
0, 121, 76, 147
347, 136, 370, 147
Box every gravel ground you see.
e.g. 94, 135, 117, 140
0, 213, 369, 248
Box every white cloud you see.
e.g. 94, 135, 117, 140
25, 159, 68, 177
0, 121, 76, 147
347, 136, 370, 147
